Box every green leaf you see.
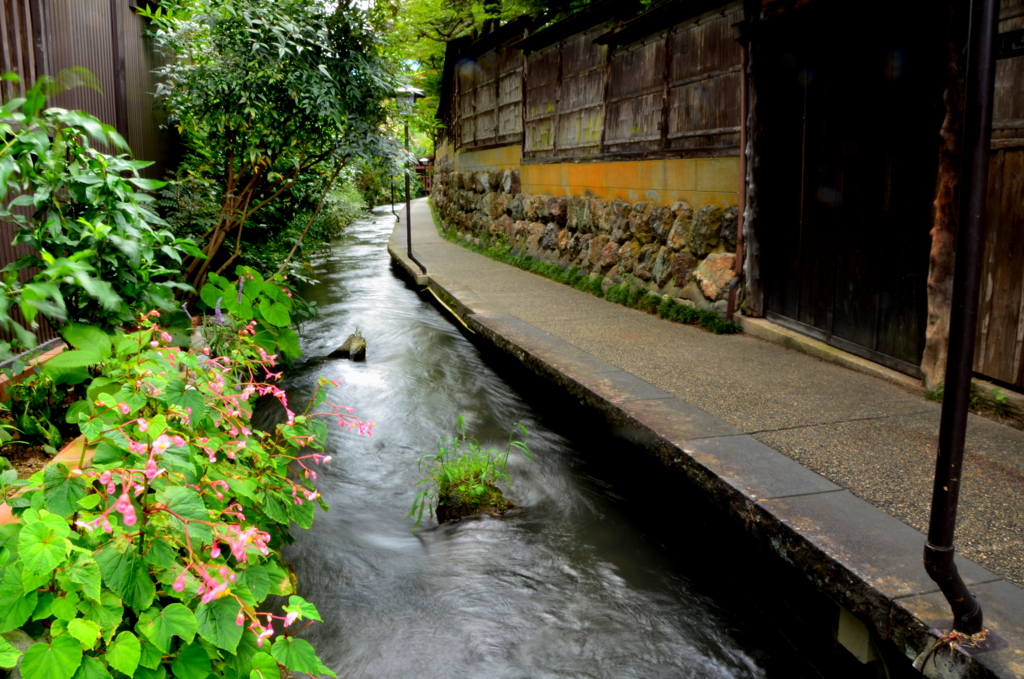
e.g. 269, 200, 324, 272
155, 487, 211, 546
137, 633, 163, 669
71, 655, 112, 679
162, 380, 206, 426
44, 349, 103, 369
60, 324, 112, 359
139, 603, 197, 654
171, 642, 210, 679
44, 463, 88, 518
20, 635, 83, 679
257, 299, 291, 327
127, 178, 167, 191
195, 597, 243, 653
0, 633, 23, 668
0, 563, 39, 632
50, 591, 81, 621
249, 652, 280, 679
257, 492, 289, 525
67, 618, 102, 650
283, 595, 322, 623
134, 666, 166, 679
288, 496, 315, 529
96, 545, 155, 611
77, 592, 123, 643
237, 566, 270, 604
106, 630, 140, 676
91, 441, 126, 465
19, 509, 70, 572
270, 636, 335, 677
68, 557, 101, 602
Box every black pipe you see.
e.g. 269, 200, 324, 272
923, 0, 999, 637
405, 120, 427, 275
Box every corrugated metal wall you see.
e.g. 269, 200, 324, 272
1, 0, 171, 345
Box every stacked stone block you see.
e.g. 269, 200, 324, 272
431, 159, 739, 314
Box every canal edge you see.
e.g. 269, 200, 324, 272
387, 219, 1024, 679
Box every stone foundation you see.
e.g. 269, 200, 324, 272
431, 157, 740, 314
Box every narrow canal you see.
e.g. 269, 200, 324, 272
265, 207, 849, 678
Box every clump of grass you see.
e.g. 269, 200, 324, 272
924, 381, 1023, 422
409, 418, 532, 527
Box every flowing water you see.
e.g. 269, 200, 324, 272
266, 207, 829, 679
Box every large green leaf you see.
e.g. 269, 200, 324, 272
249, 652, 280, 679
19, 509, 70, 572
44, 349, 103, 369
0, 634, 22, 668
19, 635, 83, 679
171, 642, 211, 679
163, 379, 206, 426
105, 630, 140, 676
66, 618, 101, 650
195, 597, 243, 653
67, 556, 102, 602
96, 545, 155, 612
60, 324, 111, 359
70, 655, 112, 679
43, 463, 88, 518
270, 636, 335, 677
0, 562, 38, 633
237, 566, 270, 604
137, 633, 163, 669
156, 487, 212, 546
139, 603, 197, 654
77, 591, 123, 644
257, 298, 291, 327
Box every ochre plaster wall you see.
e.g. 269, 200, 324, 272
437, 144, 739, 207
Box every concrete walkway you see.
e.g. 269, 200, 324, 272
390, 197, 1024, 678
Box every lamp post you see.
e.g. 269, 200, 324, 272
397, 86, 426, 275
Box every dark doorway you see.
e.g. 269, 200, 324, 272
753, 1, 948, 376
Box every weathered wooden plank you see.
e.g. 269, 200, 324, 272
604, 91, 663, 145
525, 80, 559, 122
561, 25, 607, 78
670, 5, 743, 82
498, 70, 522, 107
609, 37, 665, 101
498, 102, 522, 136
559, 68, 605, 114
525, 118, 555, 152
557, 105, 604, 150
668, 70, 741, 143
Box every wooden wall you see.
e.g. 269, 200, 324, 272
449, 2, 743, 164
974, 0, 1024, 387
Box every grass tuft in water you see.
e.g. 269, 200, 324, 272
410, 417, 532, 527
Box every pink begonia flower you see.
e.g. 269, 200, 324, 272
152, 435, 172, 455
284, 611, 299, 627
173, 572, 187, 592
137, 419, 149, 432
236, 610, 245, 626
255, 624, 274, 647
150, 340, 160, 348
172, 435, 186, 448
115, 493, 137, 526
99, 470, 111, 485
200, 580, 230, 604
144, 459, 163, 480
106, 482, 117, 495
117, 403, 130, 415
211, 544, 222, 559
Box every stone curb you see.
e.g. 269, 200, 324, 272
388, 216, 1024, 679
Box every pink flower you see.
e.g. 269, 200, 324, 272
99, 471, 111, 485
173, 572, 187, 592
144, 459, 163, 480
137, 419, 149, 432
255, 623, 274, 647
235, 610, 245, 626
117, 403, 130, 415
200, 580, 230, 604
172, 435, 186, 448
284, 611, 299, 627
211, 544, 221, 559
152, 435, 172, 455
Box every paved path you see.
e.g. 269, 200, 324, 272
390, 197, 1024, 677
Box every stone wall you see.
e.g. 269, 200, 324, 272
432, 156, 740, 314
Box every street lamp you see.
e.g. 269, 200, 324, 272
396, 86, 426, 274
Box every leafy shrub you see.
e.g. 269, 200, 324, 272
410, 418, 530, 527
0, 314, 372, 678
4, 373, 86, 452
0, 71, 201, 353
194, 266, 307, 361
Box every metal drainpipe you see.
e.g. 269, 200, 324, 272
405, 119, 427, 275
726, 24, 749, 321
922, 0, 999, 636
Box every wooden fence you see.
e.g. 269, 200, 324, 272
447, 1, 743, 164
1, 0, 170, 346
